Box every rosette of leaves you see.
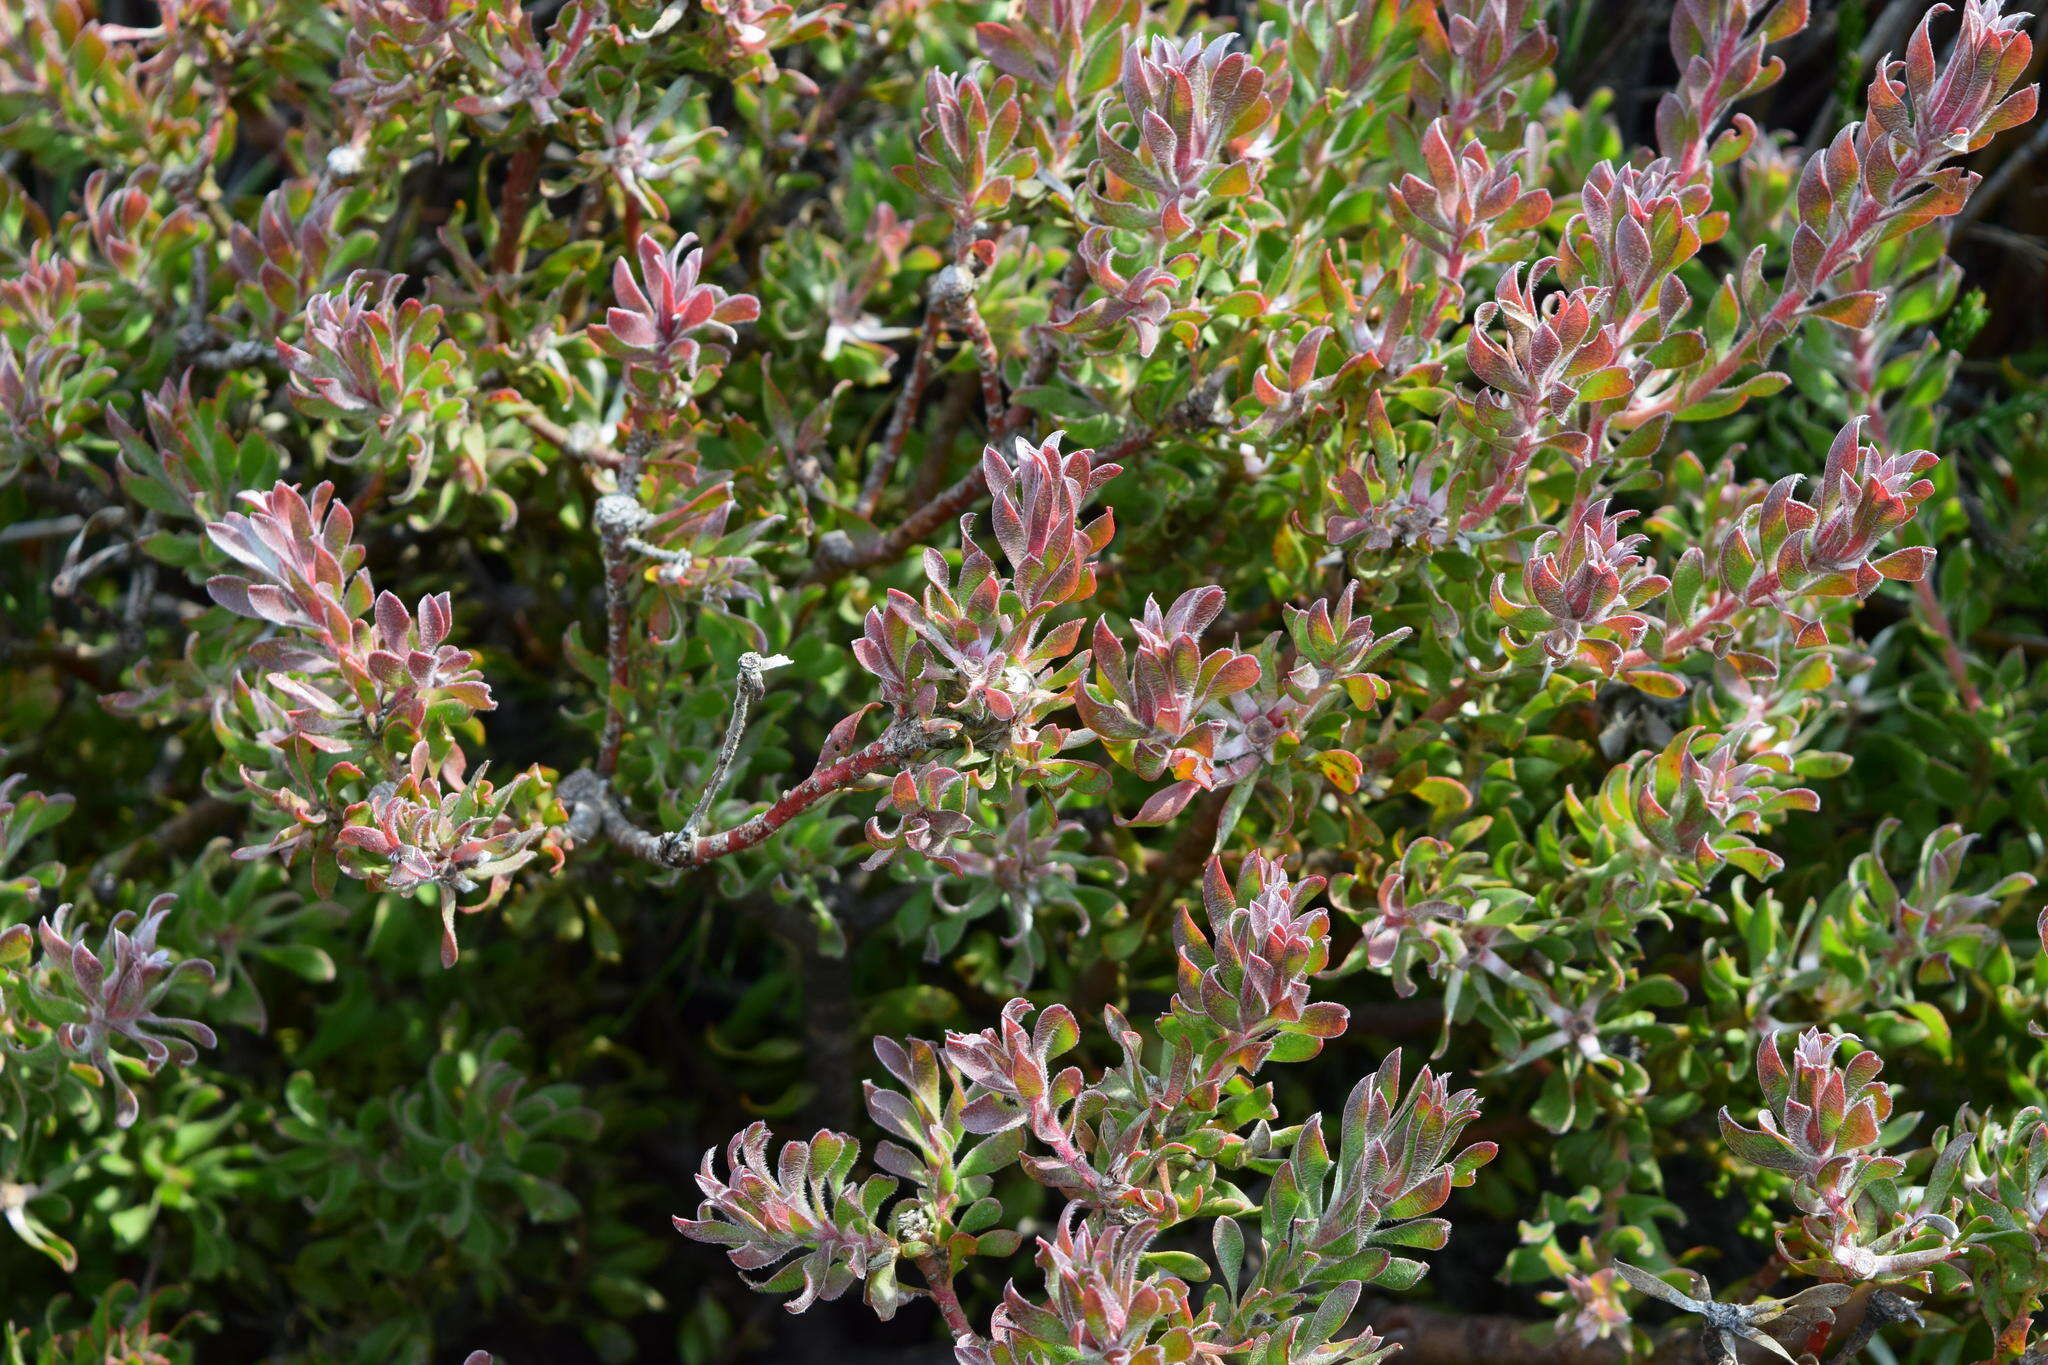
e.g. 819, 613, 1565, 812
672, 1122, 910, 1318
12, 897, 215, 1130
1719, 1028, 1971, 1288
277, 272, 473, 500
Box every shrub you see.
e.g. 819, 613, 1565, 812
1, 0, 2046, 1361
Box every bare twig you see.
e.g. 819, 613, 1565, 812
809, 388, 1203, 588
0, 515, 85, 547
52, 507, 134, 599
509, 407, 625, 471
592, 432, 656, 778
860, 265, 1007, 519
180, 336, 274, 373
859, 305, 945, 517
680, 650, 790, 839
1825, 1290, 1921, 1364
806, 252, 1098, 585
563, 714, 954, 871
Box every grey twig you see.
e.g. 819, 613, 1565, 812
1824, 1290, 1921, 1364
561, 714, 953, 872
590, 427, 657, 777
681, 650, 791, 840
0, 515, 85, 547
593, 488, 654, 778
557, 767, 608, 846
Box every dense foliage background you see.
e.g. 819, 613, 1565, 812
2, 0, 2047, 1362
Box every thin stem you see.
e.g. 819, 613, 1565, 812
1912, 575, 1984, 711
593, 433, 655, 779
806, 251, 1097, 585
493, 134, 544, 276
907, 375, 981, 507
860, 306, 944, 517
813, 419, 1161, 584
1672, 10, 1753, 180
680, 651, 790, 838
1611, 592, 1747, 675
954, 292, 1007, 429
1460, 429, 1540, 530
913, 1252, 978, 1345
574, 717, 954, 870
658, 717, 949, 868
621, 193, 642, 254
1622, 144, 1933, 431
512, 408, 625, 471
595, 506, 640, 779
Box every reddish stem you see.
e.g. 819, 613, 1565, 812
1460, 430, 1538, 530
1612, 592, 1744, 674
1622, 147, 1928, 431
808, 253, 1095, 585
859, 307, 944, 517
1913, 575, 1984, 711
913, 1252, 978, 1343
812, 419, 1159, 585
511, 408, 624, 471
620, 195, 642, 255
954, 294, 1007, 429
1671, 15, 1751, 182
656, 718, 947, 868
493, 135, 544, 276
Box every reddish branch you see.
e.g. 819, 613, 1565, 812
576, 715, 952, 870
859, 306, 945, 517
860, 267, 1010, 519
1620, 165, 1925, 432
493, 134, 545, 276
1610, 593, 1745, 674
508, 407, 625, 471
812, 414, 1167, 586
954, 293, 1007, 428
1911, 548, 1983, 710
913, 1252, 979, 1345
1846, 301, 1982, 714
656, 717, 948, 868
811, 255, 1102, 586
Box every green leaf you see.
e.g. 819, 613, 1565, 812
1806, 291, 1885, 329
1531, 1067, 1575, 1132
1142, 1250, 1211, 1281
1644, 331, 1706, 369
1576, 366, 1635, 403
1621, 669, 1687, 699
